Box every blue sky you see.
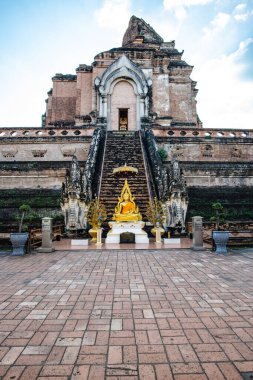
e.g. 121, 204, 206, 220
0, 0, 252, 129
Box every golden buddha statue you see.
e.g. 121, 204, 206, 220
113, 179, 142, 222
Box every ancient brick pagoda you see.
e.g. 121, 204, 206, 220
0, 16, 252, 228
46, 16, 200, 130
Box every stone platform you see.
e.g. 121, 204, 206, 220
54, 237, 194, 251
0, 248, 252, 379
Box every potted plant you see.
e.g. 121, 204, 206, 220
10, 204, 31, 256
146, 198, 165, 237
88, 198, 107, 242
210, 202, 229, 254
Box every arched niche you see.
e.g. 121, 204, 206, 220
95, 55, 151, 130
110, 80, 136, 131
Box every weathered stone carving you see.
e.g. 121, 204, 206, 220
84, 127, 104, 198
143, 129, 188, 230
95, 54, 151, 126
32, 150, 47, 158
202, 144, 213, 157
61, 146, 76, 157
173, 145, 184, 158
164, 158, 189, 231
2, 149, 18, 158
60, 128, 104, 231
61, 155, 89, 230
143, 128, 168, 200
231, 147, 242, 158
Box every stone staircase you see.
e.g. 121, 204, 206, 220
99, 131, 151, 220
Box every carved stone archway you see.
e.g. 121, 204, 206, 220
95, 55, 151, 130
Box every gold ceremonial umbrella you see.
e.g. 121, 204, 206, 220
113, 163, 138, 177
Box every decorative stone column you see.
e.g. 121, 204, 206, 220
192, 216, 204, 251
37, 217, 55, 253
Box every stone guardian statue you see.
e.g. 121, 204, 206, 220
163, 157, 189, 232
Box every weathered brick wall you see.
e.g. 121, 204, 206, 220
0, 136, 90, 190
158, 141, 253, 163
182, 165, 253, 187
0, 167, 66, 190
46, 94, 52, 125
169, 82, 195, 123
50, 81, 77, 123
76, 72, 93, 116
152, 74, 170, 117
1, 132, 252, 190
0, 142, 90, 162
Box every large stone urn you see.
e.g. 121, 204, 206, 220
212, 231, 229, 254
10, 233, 29, 256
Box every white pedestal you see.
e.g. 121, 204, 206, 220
71, 239, 89, 246
105, 221, 149, 244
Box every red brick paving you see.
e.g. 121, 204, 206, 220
0, 249, 252, 379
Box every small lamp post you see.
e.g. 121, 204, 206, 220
155, 215, 162, 244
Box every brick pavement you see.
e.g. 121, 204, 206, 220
0, 249, 252, 379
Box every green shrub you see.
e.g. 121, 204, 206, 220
158, 148, 168, 161
210, 202, 226, 230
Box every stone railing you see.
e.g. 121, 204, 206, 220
141, 128, 168, 200
153, 127, 253, 139
1, 126, 252, 140
84, 127, 106, 198
0, 127, 96, 139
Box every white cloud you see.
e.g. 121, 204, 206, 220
203, 12, 231, 39
230, 37, 253, 60
173, 6, 187, 20
212, 12, 231, 28
234, 13, 247, 21
233, 2, 253, 22
234, 3, 247, 13
196, 39, 253, 129
163, 0, 214, 20
94, 0, 131, 32
163, 0, 214, 8
203, 4, 253, 40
